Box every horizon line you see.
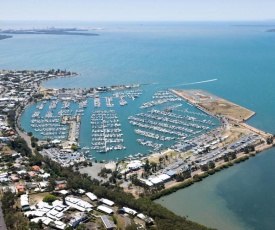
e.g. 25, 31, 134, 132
1, 19, 275, 22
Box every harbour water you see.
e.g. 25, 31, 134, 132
19, 87, 220, 160
1, 21, 275, 229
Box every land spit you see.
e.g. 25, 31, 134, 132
172, 89, 255, 122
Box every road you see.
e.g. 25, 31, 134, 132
0, 202, 7, 230
15, 109, 35, 156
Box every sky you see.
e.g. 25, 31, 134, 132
1, 0, 275, 21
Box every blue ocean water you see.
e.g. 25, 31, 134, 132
1, 21, 275, 229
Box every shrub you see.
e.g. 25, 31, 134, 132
42, 194, 58, 204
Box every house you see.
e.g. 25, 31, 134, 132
0, 172, 9, 182
27, 183, 38, 190
16, 184, 26, 194
32, 165, 41, 171
39, 181, 49, 189
55, 180, 67, 190
10, 174, 19, 182
3, 186, 16, 193
40, 173, 51, 179
28, 171, 38, 178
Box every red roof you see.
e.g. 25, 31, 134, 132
32, 165, 40, 171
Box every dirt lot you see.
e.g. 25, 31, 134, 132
1, 145, 14, 155
199, 101, 255, 122
172, 89, 255, 122
29, 192, 51, 206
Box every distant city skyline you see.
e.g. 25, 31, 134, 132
1, 0, 275, 21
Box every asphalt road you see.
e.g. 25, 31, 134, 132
0, 202, 7, 230
15, 109, 35, 156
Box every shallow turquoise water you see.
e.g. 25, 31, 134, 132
2, 21, 275, 229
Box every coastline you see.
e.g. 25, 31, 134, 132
0, 35, 12, 40
145, 90, 274, 200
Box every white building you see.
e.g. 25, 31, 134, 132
97, 205, 114, 215
86, 192, 97, 201
99, 198, 114, 207
65, 196, 93, 212
122, 207, 137, 216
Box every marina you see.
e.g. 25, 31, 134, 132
90, 110, 125, 153
21, 88, 220, 160
31, 116, 69, 140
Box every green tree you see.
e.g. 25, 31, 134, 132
47, 178, 56, 191
29, 221, 42, 230
76, 224, 87, 230
125, 223, 139, 230
208, 161, 215, 169
1, 190, 15, 210
43, 194, 58, 204
144, 159, 151, 173
200, 164, 209, 171
150, 162, 157, 172
71, 144, 78, 151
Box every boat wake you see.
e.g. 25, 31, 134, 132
179, 78, 218, 86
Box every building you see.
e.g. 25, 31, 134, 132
55, 180, 67, 190
137, 213, 154, 224
97, 205, 114, 215
65, 196, 93, 212
121, 207, 137, 216
86, 192, 97, 201
99, 198, 114, 207
16, 184, 26, 194
69, 212, 88, 228
32, 165, 41, 171
101, 215, 116, 229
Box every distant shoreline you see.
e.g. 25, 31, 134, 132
0, 28, 98, 36
0, 35, 12, 40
